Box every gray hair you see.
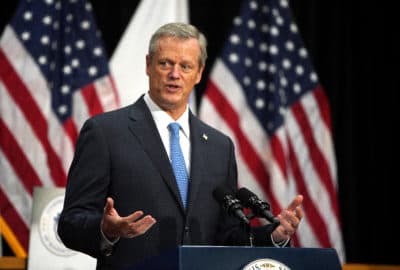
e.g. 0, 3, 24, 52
148, 22, 208, 67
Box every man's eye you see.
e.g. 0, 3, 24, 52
181, 64, 192, 72
159, 61, 171, 69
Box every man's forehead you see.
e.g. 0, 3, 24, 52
157, 36, 199, 48
154, 38, 200, 59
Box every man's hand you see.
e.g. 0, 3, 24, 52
101, 197, 156, 240
272, 195, 303, 243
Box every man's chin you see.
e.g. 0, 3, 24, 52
157, 98, 181, 111
160, 94, 184, 107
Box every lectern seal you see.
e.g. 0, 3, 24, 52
39, 195, 76, 257
242, 258, 290, 270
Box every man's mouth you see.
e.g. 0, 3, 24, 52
165, 84, 181, 91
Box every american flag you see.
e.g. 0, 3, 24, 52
199, 0, 345, 263
0, 0, 119, 257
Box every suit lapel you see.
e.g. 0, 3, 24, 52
127, 97, 185, 212
186, 113, 207, 212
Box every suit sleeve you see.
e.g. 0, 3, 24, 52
57, 118, 110, 258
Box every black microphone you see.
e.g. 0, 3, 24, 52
236, 187, 280, 225
212, 186, 250, 225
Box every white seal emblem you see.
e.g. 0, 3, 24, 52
39, 195, 76, 257
243, 258, 291, 270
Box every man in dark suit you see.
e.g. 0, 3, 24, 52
57, 22, 303, 270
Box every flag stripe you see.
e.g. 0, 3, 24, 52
314, 86, 332, 132
309, 88, 337, 186
0, 120, 43, 194
63, 118, 79, 147
286, 99, 343, 248
290, 98, 339, 218
0, 80, 54, 187
81, 83, 104, 117
286, 137, 331, 247
0, 149, 33, 227
210, 59, 291, 199
199, 97, 271, 206
0, 27, 51, 118
0, 49, 66, 186
270, 134, 288, 182
205, 80, 281, 211
71, 91, 91, 139
94, 76, 120, 112
292, 212, 320, 247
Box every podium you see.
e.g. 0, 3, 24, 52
127, 245, 342, 270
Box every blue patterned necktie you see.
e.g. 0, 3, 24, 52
168, 122, 189, 208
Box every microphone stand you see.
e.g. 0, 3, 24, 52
245, 213, 255, 247
240, 221, 254, 247
244, 212, 281, 247
248, 226, 254, 247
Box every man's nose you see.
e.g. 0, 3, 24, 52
168, 65, 180, 79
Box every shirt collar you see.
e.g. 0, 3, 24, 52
144, 93, 190, 139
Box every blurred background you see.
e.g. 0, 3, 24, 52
1, 0, 398, 265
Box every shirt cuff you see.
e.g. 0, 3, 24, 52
100, 225, 120, 256
271, 234, 290, 247
100, 226, 120, 245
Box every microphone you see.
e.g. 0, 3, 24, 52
236, 187, 280, 225
212, 186, 250, 225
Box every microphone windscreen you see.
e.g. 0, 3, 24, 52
213, 186, 250, 225
212, 186, 233, 202
236, 187, 254, 205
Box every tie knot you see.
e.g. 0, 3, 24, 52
168, 122, 181, 136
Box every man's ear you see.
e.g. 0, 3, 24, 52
195, 65, 205, 84
145, 55, 150, 75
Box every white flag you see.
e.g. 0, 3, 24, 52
110, 0, 190, 108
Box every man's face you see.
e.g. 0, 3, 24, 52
146, 36, 204, 117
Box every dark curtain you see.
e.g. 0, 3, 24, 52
1, 0, 398, 264
289, 1, 399, 264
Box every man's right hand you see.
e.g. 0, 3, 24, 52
101, 197, 157, 239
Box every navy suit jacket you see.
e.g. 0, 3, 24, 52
58, 96, 275, 270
